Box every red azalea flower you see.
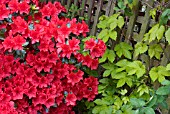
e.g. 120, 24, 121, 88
48, 52, 58, 64
66, 93, 77, 106
85, 38, 106, 58
0, 1, 103, 113
25, 86, 37, 99
26, 53, 35, 66
0, 4, 10, 20
19, 1, 30, 14
13, 35, 26, 50
11, 16, 28, 34
45, 97, 55, 108
2, 31, 14, 51
12, 86, 24, 100
69, 38, 80, 53
67, 70, 84, 85
0, 93, 11, 103
8, 0, 19, 13
83, 76, 99, 101
90, 59, 99, 70
82, 55, 92, 67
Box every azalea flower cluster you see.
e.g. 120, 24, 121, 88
0, 0, 106, 114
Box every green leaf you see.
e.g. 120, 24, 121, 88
102, 63, 115, 69
112, 72, 127, 79
94, 99, 109, 105
103, 69, 112, 77
99, 78, 110, 84
166, 63, 170, 71
115, 59, 130, 73
97, 20, 108, 29
148, 24, 159, 43
118, 1, 126, 9
117, 78, 126, 88
99, 49, 115, 63
134, 42, 148, 57
128, 0, 133, 4
149, 8, 156, 20
137, 84, 149, 96
98, 29, 108, 39
139, 107, 155, 114
147, 96, 157, 107
160, 101, 168, 109
126, 61, 146, 78
110, 21, 117, 30
126, 78, 133, 87
114, 42, 133, 59
165, 28, 170, 44
85, 101, 95, 109
148, 44, 163, 59
160, 9, 170, 25
130, 98, 145, 108
99, 50, 108, 63
156, 25, 165, 41
156, 85, 170, 95
149, 66, 170, 82
109, 30, 117, 40
161, 79, 170, 85
92, 106, 102, 114
117, 16, 124, 28
102, 35, 110, 43
107, 50, 116, 63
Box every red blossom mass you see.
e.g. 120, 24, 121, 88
0, 1, 106, 114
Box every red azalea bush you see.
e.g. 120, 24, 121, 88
0, 0, 106, 114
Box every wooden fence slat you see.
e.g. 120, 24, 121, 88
61, 0, 65, 5
74, 0, 78, 5
109, 0, 115, 16
138, 0, 154, 42
125, 0, 140, 42
86, 0, 95, 25
80, 0, 87, 16
91, 0, 104, 35
105, 0, 113, 16
66, 0, 72, 9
